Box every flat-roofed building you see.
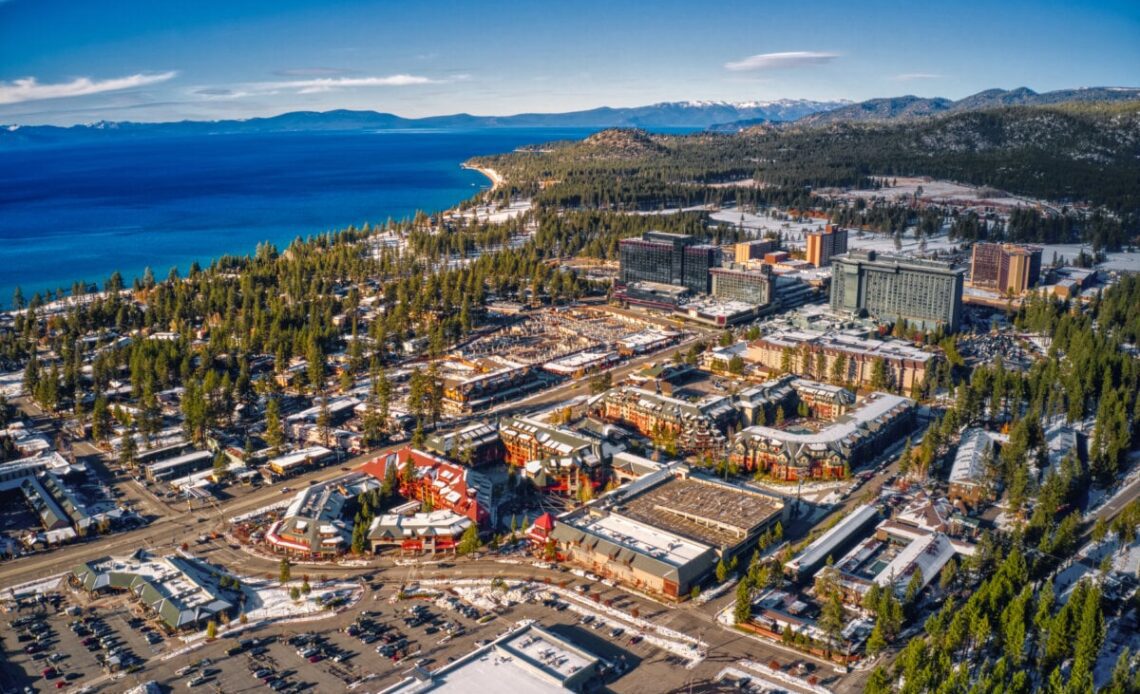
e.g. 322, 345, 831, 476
381, 622, 599, 694
831, 250, 964, 332
730, 392, 915, 481
265, 445, 334, 477
747, 329, 937, 392
551, 508, 717, 599
145, 449, 213, 482
548, 468, 783, 598
734, 239, 779, 263
619, 231, 696, 286
805, 226, 848, 268
709, 265, 774, 306
969, 242, 1042, 294
784, 503, 880, 580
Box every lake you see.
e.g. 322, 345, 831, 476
0, 127, 603, 307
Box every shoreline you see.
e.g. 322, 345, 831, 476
463, 163, 505, 191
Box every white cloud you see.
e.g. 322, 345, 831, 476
892, 73, 942, 81
0, 72, 177, 105
257, 74, 438, 94
724, 51, 839, 72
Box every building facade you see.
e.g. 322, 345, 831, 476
709, 265, 774, 306
805, 226, 848, 268
596, 386, 735, 453
830, 251, 964, 332
730, 392, 915, 480
618, 231, 721, 295
969, 242, 1042, 294
746, 329, 937, 393
734, 239, 779, 263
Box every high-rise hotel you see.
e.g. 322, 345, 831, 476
830, 250, 964, 332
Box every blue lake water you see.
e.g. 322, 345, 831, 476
0, 127, 610, 307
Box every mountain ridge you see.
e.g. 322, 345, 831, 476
0, 99, 846, 147
789, 86, 1140, 126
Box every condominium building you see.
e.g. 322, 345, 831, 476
709, 265, 774, 306
595, 386, 735, 453
830, 250, 964, 332
730, 392, 915, 481
746, 329, 937, 392
804, 226, 848, 268
969, 242, 1042, 294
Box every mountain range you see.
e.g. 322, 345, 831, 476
0, 99, 845, 147
789, 86, 1140, 126
2, 87, 1138, 147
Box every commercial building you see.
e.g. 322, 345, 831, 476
364, 447, 506, 527
145, 449, 213, 482
830, 250, 964, 332
969, 242, 1042, 294
423, 422, 503, 467
548, 468, 784, 599
368, 509, 473, 555
265, 473, 377, 559
730, 392, 915, 480
439, 356, 550, 414
948, 429, 995, 507
620, 231, 693, 286
682, 244, 721, 294
747, 329, 937, 392
709, 265, 774, 306
784, 504, 880, 581
805, 226, 848, 268
595, 386, 735, 453
617, 231, 721, 295
264, 445, 334, 477
499, 416, 609, 496
734, 239, 779, 263
71, 552, 240, 632
381, 622, 600, 693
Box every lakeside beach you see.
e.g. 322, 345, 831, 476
463, 163, 505, 190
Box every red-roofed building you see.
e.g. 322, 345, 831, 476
362, 447, 496, 527
527, 512, 556, 545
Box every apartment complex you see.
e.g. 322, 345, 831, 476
969, 242, 1042, 294
595, 386, 735, 453
747, 329, 937, 392
830, 250, 964, 332
730, 392, 915, 480
709, 265, 774, 306
804, 226, 848, 268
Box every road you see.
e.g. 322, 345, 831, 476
0, 325, 714, 590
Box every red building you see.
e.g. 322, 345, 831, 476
361, 448, 489, 526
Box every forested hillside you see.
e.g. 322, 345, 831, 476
472, 102, 1140, 241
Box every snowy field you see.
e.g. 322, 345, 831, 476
825, 176, 1058, 212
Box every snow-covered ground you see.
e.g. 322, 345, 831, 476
4, 572, 64, 598
413, 577, 707, 668
827, 176, 1056, 212
0, 369, 23, 398
443, 199, 533, 225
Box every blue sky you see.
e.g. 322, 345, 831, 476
1, 0, 1138, 125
